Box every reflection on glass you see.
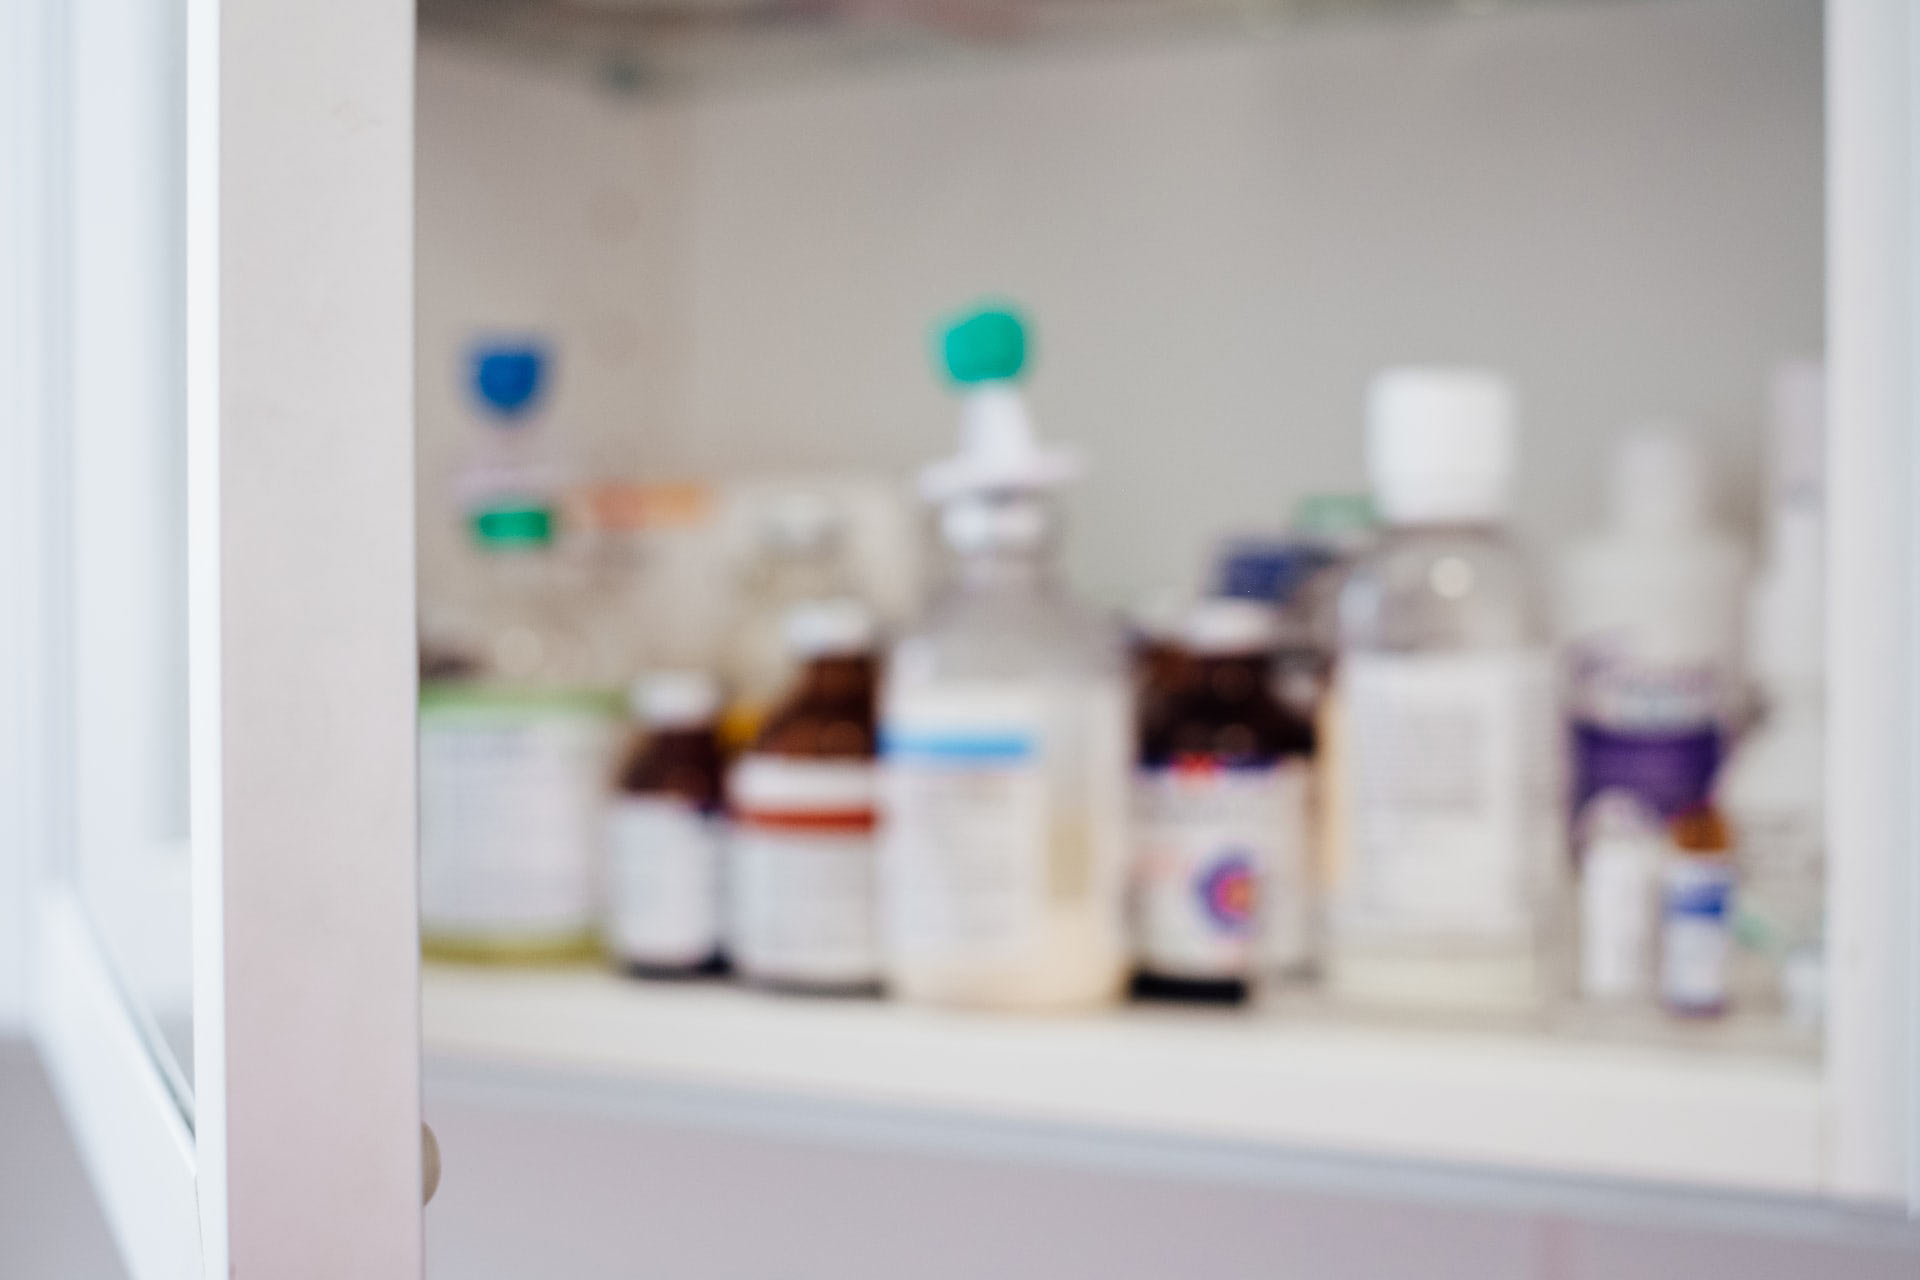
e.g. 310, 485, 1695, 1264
65, 0, 194, 1112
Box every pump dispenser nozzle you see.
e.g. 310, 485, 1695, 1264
920, 304, 1077, 501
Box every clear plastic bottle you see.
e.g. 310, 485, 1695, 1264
1327, 368, 1562, 1017
419, 344, 620, 963
880, 306, 1132, 1010
719, 491, 857, 752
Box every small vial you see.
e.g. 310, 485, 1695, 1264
606, 672, 726, 977
1660, 806, 1736, 1018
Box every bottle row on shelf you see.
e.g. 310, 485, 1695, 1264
417, 305, 1824, 1037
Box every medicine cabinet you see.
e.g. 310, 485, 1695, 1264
6, 1, 1914, 1278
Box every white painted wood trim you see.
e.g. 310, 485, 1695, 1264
1825, 0, 1918, 1211
187, 0, 421, 1274
424, 966, 1827, 1197
31, 890, 202, 1280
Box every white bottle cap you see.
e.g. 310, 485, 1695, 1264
1181, 598, 1281, 655
1366, 367, 1517, 524
1609, 426, 1710, 534
631, 670, 720, 728
783, 597, 877, 659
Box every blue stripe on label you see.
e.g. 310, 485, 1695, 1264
880, 729, 1034, 762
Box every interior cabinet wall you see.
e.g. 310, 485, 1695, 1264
419, 0, 1820, 610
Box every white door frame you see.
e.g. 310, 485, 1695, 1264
1826, 0, 1919, 1211
14, 0, 424, 1274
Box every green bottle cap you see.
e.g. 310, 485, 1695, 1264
939, 305, 1028, 385
471, 504, 555, 546
1293, 493, 1376, 540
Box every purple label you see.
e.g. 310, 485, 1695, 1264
1572, 722, 1722, 826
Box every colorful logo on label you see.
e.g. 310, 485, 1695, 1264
1198, 853, 1256, 932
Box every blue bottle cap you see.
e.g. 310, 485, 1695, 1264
470, 342, 547, 418
1214, 538, 1334, 606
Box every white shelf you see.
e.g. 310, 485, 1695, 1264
423, 964, 1826, 1197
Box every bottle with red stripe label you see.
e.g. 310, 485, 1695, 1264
725, 598, 882, 993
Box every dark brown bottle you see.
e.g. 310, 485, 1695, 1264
1132, 599, 1316, 1004
727, 599, 883, 994
607, 672, 727, 977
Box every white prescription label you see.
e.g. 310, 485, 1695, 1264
728, 757, 879, 987
1132, 761, 1312, 979
1579, 833, 1658, 1000
418, 690, 616, 938
606, 796, 722, 967
880, 682, 1131, 967
1335, 650, 1560, 945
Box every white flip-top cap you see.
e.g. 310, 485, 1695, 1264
783, 597, 877, 658
1181, 598, 1281, 655
631, 670, 719, 728
1366, 367, 1517, 524
1609, 426, 1709, 534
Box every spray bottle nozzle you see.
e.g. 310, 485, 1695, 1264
920, 304, 1076, 501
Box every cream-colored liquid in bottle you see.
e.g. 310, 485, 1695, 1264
878, 305, 1131, 1010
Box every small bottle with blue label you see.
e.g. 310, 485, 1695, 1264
1132, 599, 1316, 1004
1660, 806, 1735, 1018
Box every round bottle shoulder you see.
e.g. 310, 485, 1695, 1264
1337, 527, 1542, 652
1141, 663, 1313, 764
889, 588, 1126, 685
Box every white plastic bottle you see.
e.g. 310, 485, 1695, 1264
879, 306, 1132, 1010
1327, 368, 1563, 1017
419, 343, 619, 962
1719, 360, 1825, 1025
1558, 429, 1746, 1002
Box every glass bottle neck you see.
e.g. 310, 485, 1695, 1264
939, 492, 1060, 590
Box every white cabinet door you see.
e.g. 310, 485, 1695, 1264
5, 0, 421, 1275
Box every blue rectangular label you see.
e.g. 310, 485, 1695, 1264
879, 729, 1034, 762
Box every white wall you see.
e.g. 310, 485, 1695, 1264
420, 0, 1821, 610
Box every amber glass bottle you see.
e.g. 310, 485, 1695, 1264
727, 599, 882, 994
606, 672, 727, 977
1133, 599, 1316, 1003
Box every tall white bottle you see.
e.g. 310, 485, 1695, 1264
1327, 368, 1562, 1016
1558, 430, 1747, 1003
879, 306, 1132, 1010
1718, 361, 1826, 1025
